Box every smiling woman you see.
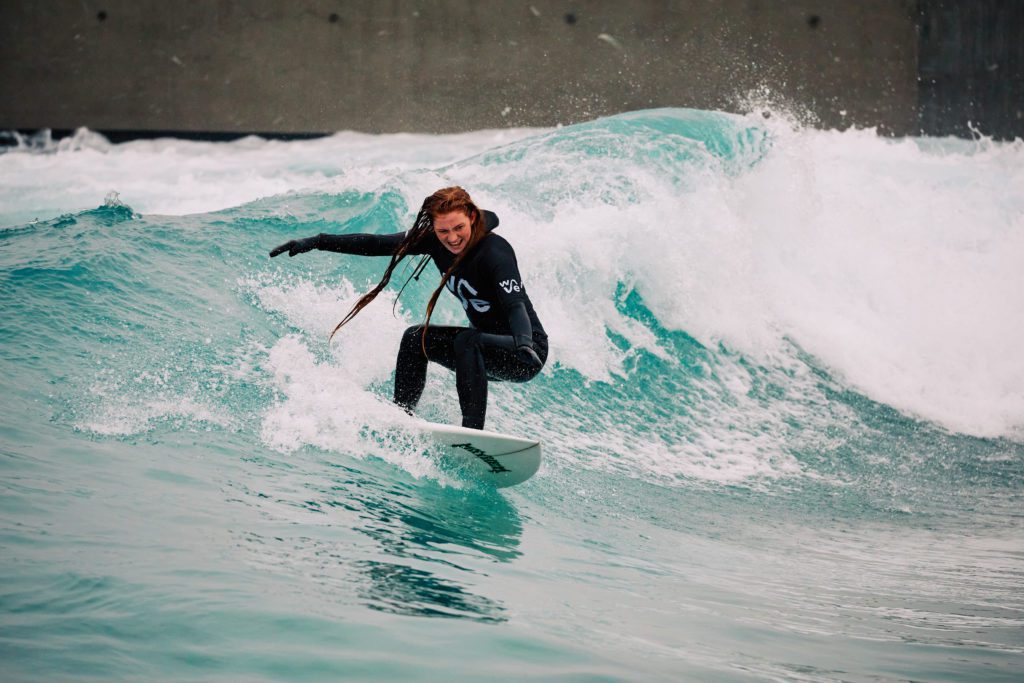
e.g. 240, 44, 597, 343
269, 186, 548, 430
433, 211, 473, 254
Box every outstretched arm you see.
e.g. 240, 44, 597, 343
269, 231, 408, 258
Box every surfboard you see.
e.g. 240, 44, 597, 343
420, 422, 541, 488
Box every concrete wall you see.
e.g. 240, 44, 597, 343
0, 0, 992, 138
917, 0, 1024, 139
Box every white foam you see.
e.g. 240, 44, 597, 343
455, 117, 1024, 440
81, 393, 235, 436
729, 124, 1024, 438
248, 274, 462, 484
0, 127, 541, 226
26, 110, 1023, 485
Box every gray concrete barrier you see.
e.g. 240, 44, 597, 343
0, 1, 1019, 139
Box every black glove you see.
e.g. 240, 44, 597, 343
269, 235, 320, 258
515, 337, 543, 370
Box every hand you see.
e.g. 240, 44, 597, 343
516, 342, 543, 370
269, 235, 319, 258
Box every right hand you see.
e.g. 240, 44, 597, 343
269, 235, 320, 258
515, 342, 543, 371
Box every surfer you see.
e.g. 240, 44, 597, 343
269, 186, 547, 430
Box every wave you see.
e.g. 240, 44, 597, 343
3, 108, 1021, 499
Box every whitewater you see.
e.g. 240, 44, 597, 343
1, 108, 1022, 681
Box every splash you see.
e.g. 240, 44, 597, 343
5, 108, 1021, 496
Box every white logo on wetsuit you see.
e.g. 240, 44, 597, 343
447, 277, 491, 312
500, 279, 521, 294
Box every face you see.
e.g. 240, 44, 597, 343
433, 210, 474, 255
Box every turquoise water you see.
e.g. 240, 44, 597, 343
2, 109, 1023, 681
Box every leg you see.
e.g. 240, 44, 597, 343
453, 329, 489, 430
452, 331, 548, 429
399, 326, 548, 429
393, 325, 460, 413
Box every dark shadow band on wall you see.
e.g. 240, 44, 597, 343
1, 129, 332, 147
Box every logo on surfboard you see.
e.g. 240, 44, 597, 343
452, 442, 511, 473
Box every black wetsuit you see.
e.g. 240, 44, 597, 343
309, 211, 547, 429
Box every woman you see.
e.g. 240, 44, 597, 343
269, 187, 547, 430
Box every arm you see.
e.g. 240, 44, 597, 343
507, 299, 536, 344
488, 240, 543, 368
316, 232, 407, 256
269, 231, 408, 258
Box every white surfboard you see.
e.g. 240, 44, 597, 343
421, 422, 541, 488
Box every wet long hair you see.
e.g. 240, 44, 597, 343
329, 186, 488, 352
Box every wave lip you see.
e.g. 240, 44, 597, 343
453, 108, 1024, 441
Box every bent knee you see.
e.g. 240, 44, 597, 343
401, 325, 425, 341
398, 325, 426, 353
453, 329, 482, 355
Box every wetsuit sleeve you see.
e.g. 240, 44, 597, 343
314, 231, 409, 256
506, 301, 534, 347
486, 239, 534, 345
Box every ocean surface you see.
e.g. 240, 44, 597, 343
1, 108, 1022, 682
